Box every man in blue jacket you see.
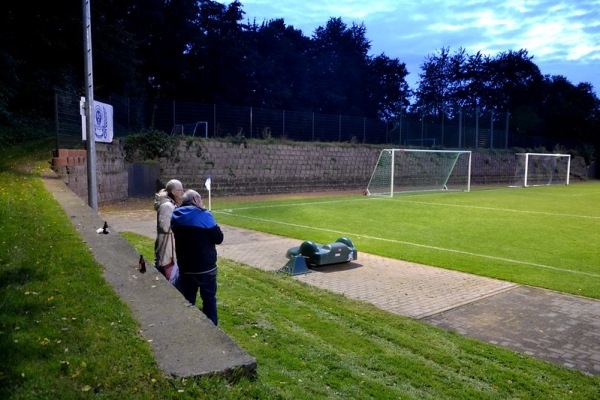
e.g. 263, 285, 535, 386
171, 189, 224, 325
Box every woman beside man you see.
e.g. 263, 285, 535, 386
154, 179, 184, 283
153, 181, 224, 326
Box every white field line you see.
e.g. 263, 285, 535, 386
396, 199, 600, 220
214, 210, 600, 278
221, 195, 600, 220
570, 191, 600, 197
220, 197, 369, 212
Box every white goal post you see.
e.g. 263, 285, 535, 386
171, 121, 208, 137
366, 149, 472, 196
510, 153, 571, 187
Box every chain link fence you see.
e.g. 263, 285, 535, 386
55, 89, 577, 151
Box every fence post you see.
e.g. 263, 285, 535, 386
54, 93, 60, 150
475, 106, 479, 148
250, 107, 253, 139
490, 110, 494, 149
458, 108, 462, 148
505, 111, 510, 149
441, 108, 445, 147
399, 111, 403, 146
173, 100, 176, 130
127, 96, 130, 134
420, 113, 424, 143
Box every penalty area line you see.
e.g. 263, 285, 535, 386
217, 197, 369, 212
215, 211, 600, 278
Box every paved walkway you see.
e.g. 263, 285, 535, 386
100, 208, 600, 376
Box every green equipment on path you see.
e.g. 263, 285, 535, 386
281, 237, 358, 276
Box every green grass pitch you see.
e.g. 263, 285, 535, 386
213, 182, 600, 299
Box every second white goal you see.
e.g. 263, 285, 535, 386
510, 153, 571, 187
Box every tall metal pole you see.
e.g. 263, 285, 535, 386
82, 0, 98, 211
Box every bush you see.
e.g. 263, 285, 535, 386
123, 128, 178, 163
0, 118, 53, 150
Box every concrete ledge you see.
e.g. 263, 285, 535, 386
41, 171, 257, 378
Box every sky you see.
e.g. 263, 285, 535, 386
218, 0, 600, 96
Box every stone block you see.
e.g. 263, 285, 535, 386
52, 157, 67, 167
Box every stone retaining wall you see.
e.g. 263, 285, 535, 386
51, 141, 129, 204
160, 141, 382, 196
51, 139, 591, 204
159, 141, 590, 196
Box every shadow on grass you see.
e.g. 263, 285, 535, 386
0, 264, 51, 390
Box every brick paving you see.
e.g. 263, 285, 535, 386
101, 209, 600, 376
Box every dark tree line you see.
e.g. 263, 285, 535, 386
414, 47, 599, 144
1, 0, 598, 148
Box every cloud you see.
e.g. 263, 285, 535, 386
223, 0, 600, 93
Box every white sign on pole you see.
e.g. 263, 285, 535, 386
80, 97, 114, 142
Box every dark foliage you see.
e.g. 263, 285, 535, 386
0, 1, 598, 148
413, 47, 600, 145
123, 128, 178, 162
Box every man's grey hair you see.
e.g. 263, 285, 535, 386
180, 189, 201, 206
165, 179, 183, 194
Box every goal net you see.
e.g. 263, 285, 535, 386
170, 121, 208, 137
366, 149, 472, 196
510, 153, 571, 187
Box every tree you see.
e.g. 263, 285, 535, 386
121, 0, 205, 100
368, 54, 410, 119
413, 47, 453, 118
91, 0, 145, 97
243, 19, 312, 109
180, 0, 249, 104
413, 47, 477, 121
0, 1, 82, 117
0, 0, 146, 119
486, 49, 543, 111
309, 18, 372, 116
540, 76, 600, 142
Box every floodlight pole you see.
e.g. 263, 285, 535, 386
82, 0, 98, 211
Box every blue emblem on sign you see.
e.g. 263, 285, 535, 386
94, 104, 109, 140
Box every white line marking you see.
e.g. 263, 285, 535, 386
214, 211, 600, 278
218, 197, 367, 212
218, 195, 600, 220
398, 200, 600, 220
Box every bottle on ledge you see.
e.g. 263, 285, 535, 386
138, 254, 146, 273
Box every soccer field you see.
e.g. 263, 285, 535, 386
212, 181, 600, 299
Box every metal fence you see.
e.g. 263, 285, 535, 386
55, 90, 576, 150
146, 98, 392, 144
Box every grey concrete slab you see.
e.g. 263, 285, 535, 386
42, 173, 256, 379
